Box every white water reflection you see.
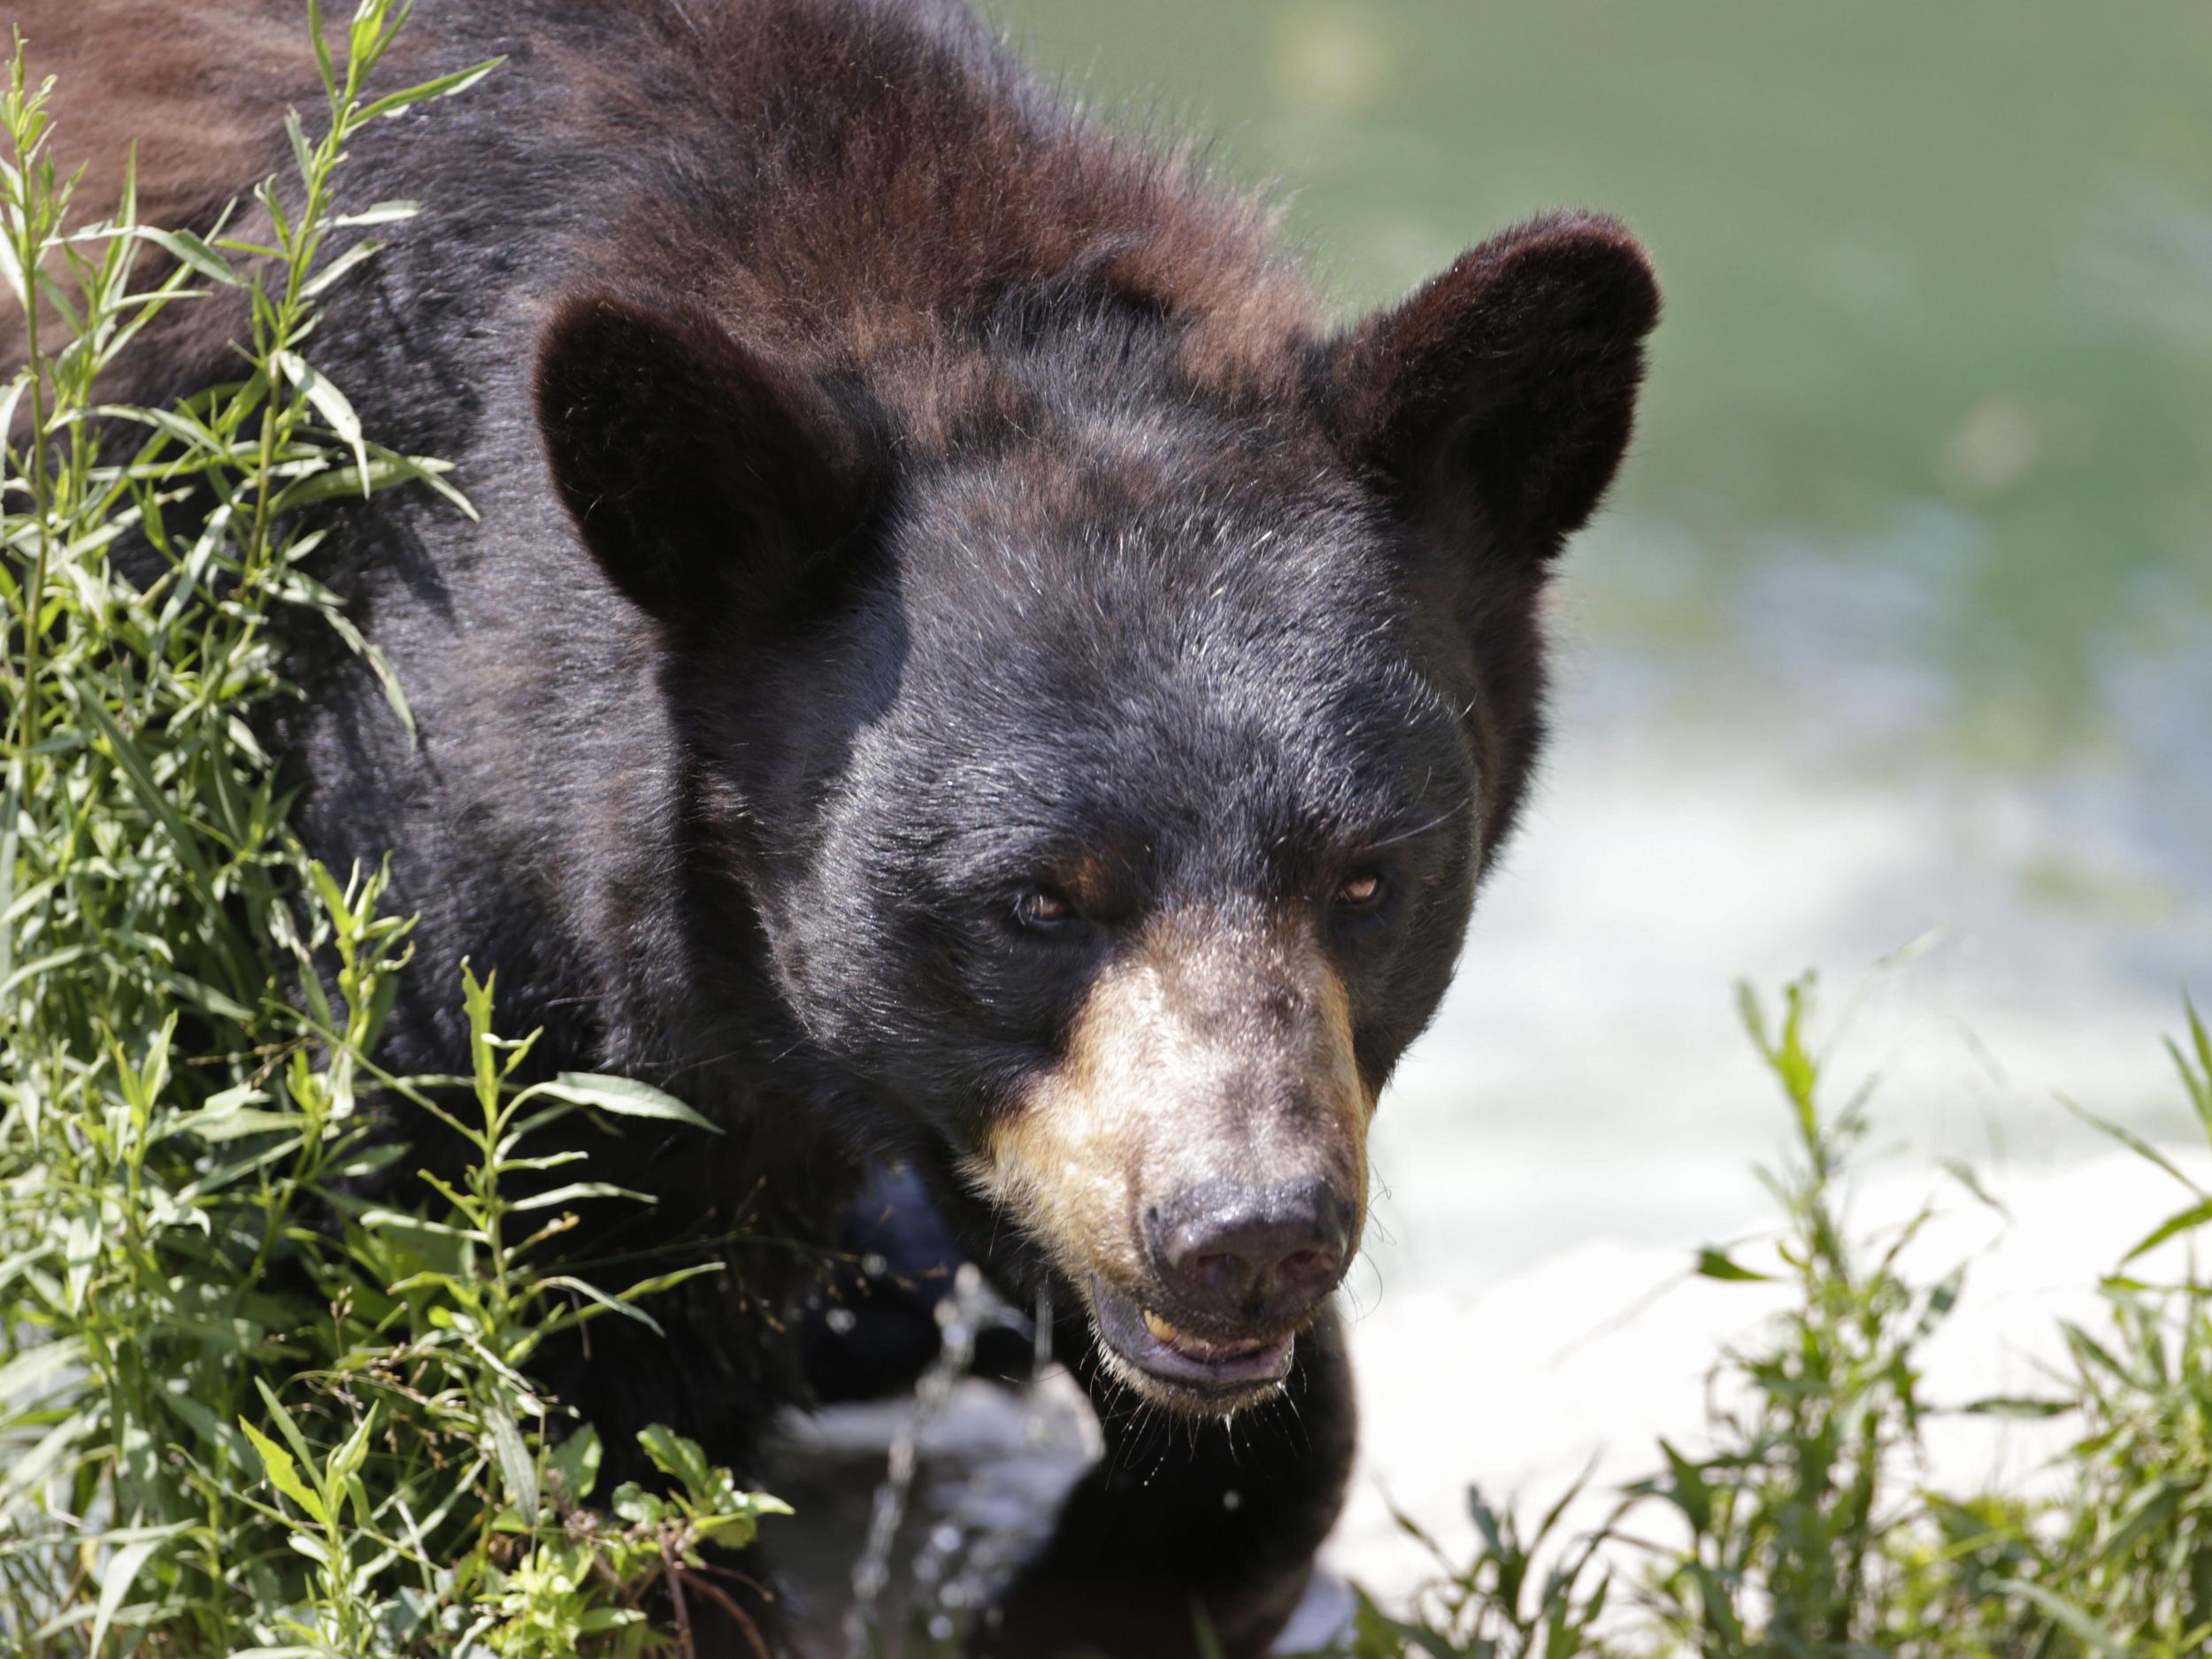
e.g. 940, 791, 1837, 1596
1370, 695, 2202, 1297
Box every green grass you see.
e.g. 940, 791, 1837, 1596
7, 6, 2212, 1656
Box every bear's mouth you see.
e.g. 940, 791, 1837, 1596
1086, 1275, 1296, 1410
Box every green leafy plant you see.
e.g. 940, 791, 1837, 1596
1, 8, 773, 1653
1623, 977, 1966, 1657
1334, 1476, 1614, 1659
1338, 986, 2212, 1659
2017, 1000, 2212, 1657
481, 1422, 789, 1659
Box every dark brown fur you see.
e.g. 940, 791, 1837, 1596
12, 4, 1658, 1654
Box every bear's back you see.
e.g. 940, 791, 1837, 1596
18, 0, 1319, 432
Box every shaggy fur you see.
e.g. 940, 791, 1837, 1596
12, 2, 1658, 1653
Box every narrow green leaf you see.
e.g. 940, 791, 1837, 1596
133, 225, 242, 287
607, 1261, 726, 1306
308, 0, 338, 96
548, 1425, 602, 1505
0, 370, 29, 460
360, 1209, 487, 1241
79, 697, 214, 887
287, 1532, 330, 1565
1939, 1157, 2009, 1218
1658, 1439, 1713, 1534
0, 230, 25, 308
1694, 1246, 1773, 1283
149, 967, 257, 1027
300, 235, 385, 299
484, 1397, 539, 1519
331, 1405, 377, 1484
2120, 1196, 2212, 1264
178, 1107, 307, 1144
88, 1533, 163, 1657
353, 56, 505, 124
330, 199, 420, 228
283, 108, 314, 185
0, 946, 93, 999
267, 447, 472, 519
239, 1418, 326, 1525
509, 1181, 655, 1213
251, 1378, 321, 1473
0, 1412, 94, 1506
273, 349, 371, 483
637, 1423, 716, 1494
2061, 1095, 2203, 1195
1959, 1395, 2072, 1419
0, 1336, 87, 1409
533, 1072, 720, 1133
534, 1274, 666, 1338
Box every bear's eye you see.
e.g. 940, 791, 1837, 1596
1013, 887, 1079, 931
1333, 869, 1387, 912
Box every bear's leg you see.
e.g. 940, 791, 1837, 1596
974, 1303, 1356, 1659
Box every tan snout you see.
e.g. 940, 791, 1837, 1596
965, 906, 1373, 1341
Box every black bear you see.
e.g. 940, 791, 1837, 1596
27, 1, 1657, 1653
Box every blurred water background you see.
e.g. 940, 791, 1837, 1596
792, 1, 2212, 1639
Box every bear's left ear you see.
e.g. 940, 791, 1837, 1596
1325, 211, 1659, 558
534, 290, 885, 632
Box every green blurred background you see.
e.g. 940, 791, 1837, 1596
983, 0, 2212, 1279
992, 0, 2210, 766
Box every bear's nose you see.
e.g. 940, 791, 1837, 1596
1145, 1177, 1353, 1322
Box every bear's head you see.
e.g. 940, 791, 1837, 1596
534, 211, 1657, 1414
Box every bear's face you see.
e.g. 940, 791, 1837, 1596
535, 211, 1657, 1413
741, 455, 1481, 1410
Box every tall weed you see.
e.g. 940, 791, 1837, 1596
1, 9, 772, 1654
1338, 987, 2212, 1659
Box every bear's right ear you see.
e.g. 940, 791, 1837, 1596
534, 291, 882, 629
1325, 211, 1659, 562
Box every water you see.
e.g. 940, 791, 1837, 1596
787, 3, 2212, 1640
